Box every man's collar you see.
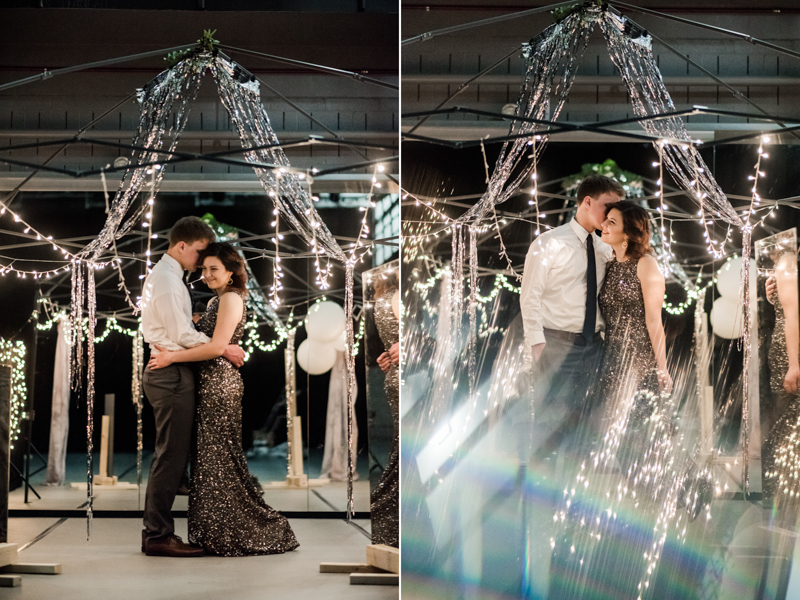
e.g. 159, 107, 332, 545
161, 253, 185, 275
569, 218, 593, 242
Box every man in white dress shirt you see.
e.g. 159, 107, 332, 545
140, 216, 244, 557
519, 175, 624, 474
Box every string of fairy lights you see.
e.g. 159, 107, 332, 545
402, 139, 789, 319
0, 339, 28, 447
15, 152, 388, 364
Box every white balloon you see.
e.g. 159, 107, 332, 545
710, 296, 743, 339
306, 301, 346, 343
296, 339, 336, 375
716, 257, 756, 298
332, 329, 346, 353
391, 290, 400, 320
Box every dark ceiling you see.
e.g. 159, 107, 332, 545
6, 0, 397, 12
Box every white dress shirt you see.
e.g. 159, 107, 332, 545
520, 218, 613, 350
141, 254, 210, 354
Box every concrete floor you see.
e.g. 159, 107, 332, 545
5, 517, 396, 599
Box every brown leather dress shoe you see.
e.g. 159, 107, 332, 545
141, 530, 146, 553
145, 535, 206, 557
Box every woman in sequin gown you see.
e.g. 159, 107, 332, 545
148, 242, 298, 556
371, 286, 399, 547
597, 202, 672, 473
762, 250, 800, 505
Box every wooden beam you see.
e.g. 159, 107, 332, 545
0, 563, 62, 575
0, 575, 20, 587
350, 573, 398, 585
366, 544, 399, 574
319, 563, 383, 574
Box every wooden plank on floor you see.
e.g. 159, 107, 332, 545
350, 572, 398, 585
0, 543, 18, 567
320, 562, 383, 574
366, 544, 399, 574
0, 563, 62, 574
0, 574, 20, 587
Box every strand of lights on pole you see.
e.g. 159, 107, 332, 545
0, 338, 27, 446
268, 189, 285, 308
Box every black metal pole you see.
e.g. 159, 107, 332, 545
24, 291, 39, 504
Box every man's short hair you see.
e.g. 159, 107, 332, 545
576, 175, 625, 204
168, 216, 216, 247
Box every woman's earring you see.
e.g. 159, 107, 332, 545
622, 239, 628, 249
227, 277, 233, 286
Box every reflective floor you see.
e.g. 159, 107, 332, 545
10, 451, 371, 513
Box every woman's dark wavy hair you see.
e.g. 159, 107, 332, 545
198, 242, 248, 295
604, 201, 653, 260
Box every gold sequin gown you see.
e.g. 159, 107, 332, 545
598, 257, 660, 473
188, 290, 299, 556
763, 287, 800, 505
370, 293, 399, 547
598, 257, 659, 399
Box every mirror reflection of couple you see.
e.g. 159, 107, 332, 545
140, 216, 298, 557
519, 175, 672, 479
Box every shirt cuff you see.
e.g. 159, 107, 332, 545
525, 330, 546, 351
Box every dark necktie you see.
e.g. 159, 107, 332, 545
182, 271, 194, 310
582, 233, 597, 343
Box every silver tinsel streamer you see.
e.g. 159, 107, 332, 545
344, 263, 357, 519
80, 56, 207, 262
85, 265, 96, 537
451, 225, 464, 340
131, 328, 144, 498
740, 229, 753, 489
461, 7, 599, 224
284, 330, 296, 479
599, 13, 742, 227
428, 268, 455, 427
694, 285, 709, 436
468, 227, 478, 396
69, 264, 84, 390
209, 56, 346, 263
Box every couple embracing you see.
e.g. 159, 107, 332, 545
140, 216, 298, 557
519, 175, 673, 478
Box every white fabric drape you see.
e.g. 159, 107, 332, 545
320, 351, 358, 481
46, 318, 70, 486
